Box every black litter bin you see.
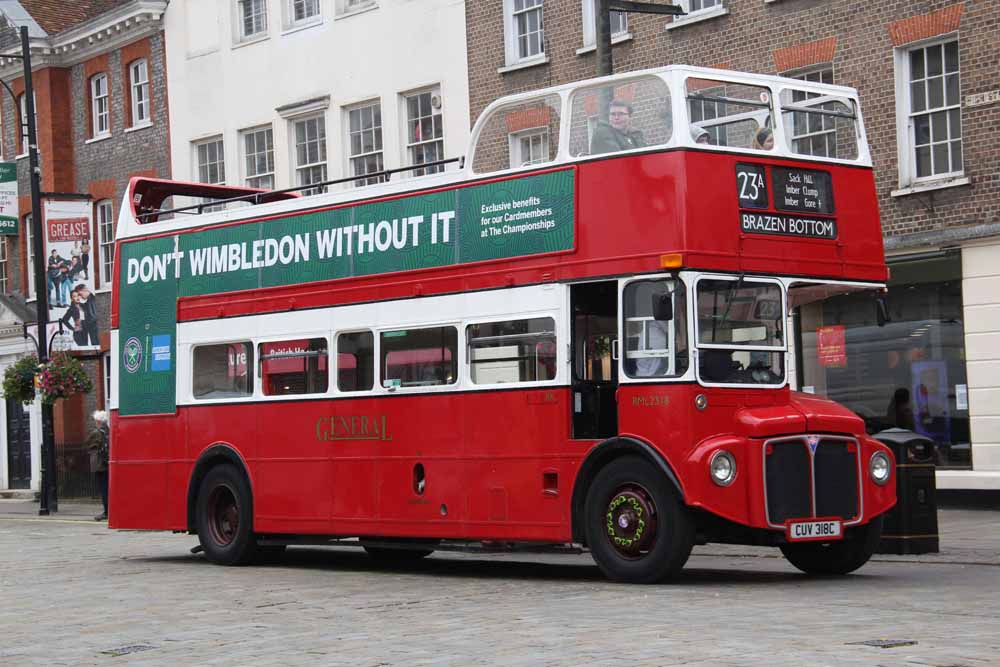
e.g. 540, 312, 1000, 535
874, 429, 939, 554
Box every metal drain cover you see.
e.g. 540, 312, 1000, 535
846, 639, 918, 649
101, 645, 156, 657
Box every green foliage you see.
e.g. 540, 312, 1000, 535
2, 355, 39, 405
37, 353, 93, 405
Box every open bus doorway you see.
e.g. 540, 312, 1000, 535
571, 281, 618, 439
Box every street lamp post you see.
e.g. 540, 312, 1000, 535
594, 1, 685, 77
1, 26, 55, 514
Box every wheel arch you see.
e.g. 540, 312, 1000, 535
186, 443, 253, 533
571, 436, 685, 544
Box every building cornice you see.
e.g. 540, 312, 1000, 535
0, 0, 166, 77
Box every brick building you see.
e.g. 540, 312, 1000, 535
0, 0, 169, 497
466, 0, 1000, 487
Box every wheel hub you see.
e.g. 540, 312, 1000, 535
207, 486, 239, 547
605, 485, 658, 558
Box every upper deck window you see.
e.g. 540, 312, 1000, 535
780, 87, 859, 160
686, 78, 773, 150
569, 76, 671, 158
472, 94, 561, 174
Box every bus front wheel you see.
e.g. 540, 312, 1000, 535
780, 515, 883, 575
195, 464, 257, 566
584, 456, 694, 584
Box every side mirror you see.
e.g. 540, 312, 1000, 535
876, 296, 890, 327
652, 293, 673, 321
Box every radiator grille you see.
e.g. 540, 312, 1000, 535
764, 436, 860, 527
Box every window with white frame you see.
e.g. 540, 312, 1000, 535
293, 115, 327, 195
195, 137, 226, 211
96, 199, 115, 287
510, 128, 549, 167
404, 89, 444, 176
337, 0, 376, 14
670, 0, 723, 25
238, 0, 268, 39
289, 0, 321, 25
789, 67, 836, 157
899, 39, 962, 183
91, 73, 110, 137
103, 352, 112, 408
505, 0, 544, 65
241, 126, 274, 189
581, 0, 627, 47
0, 238, 7, 294
24, 213, 34, 298
348, 102, 386, 186
18, 93, 36, 154
129, 59, 150, 126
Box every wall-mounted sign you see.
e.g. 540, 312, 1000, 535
966, 90, 1000, 109
772, 167, 834, 215
0, 162, 18, 236
43, 199, 98, 351
817, 325, 846, 367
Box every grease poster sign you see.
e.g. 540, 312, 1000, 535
43, 199, 99, 350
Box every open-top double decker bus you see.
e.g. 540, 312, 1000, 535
110, 66, 895, 583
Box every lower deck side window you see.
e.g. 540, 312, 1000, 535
467, 317, 556, 384
193, 342, 253, 399
381, 326, 457, 388
259, 337, 328, 396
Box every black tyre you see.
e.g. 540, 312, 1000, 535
195, 464, 257, 566
584, 456, 694, 584
780, 515, 884, 575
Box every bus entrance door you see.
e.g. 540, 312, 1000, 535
571, 281, 619, 439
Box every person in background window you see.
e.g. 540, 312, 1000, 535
752, 126, 774, 151
590, 99, 645, 155
87, 410, 110, 521
885, 387, 915, 431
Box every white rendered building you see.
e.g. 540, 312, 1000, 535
164, 0, 470, 196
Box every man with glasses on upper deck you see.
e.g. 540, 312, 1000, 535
590, 99, 645, 155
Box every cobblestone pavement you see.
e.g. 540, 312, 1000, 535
1, 504, 998, 666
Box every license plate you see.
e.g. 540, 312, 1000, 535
786, 519, 842, 542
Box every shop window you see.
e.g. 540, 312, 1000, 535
797, 252, 970, 468
259, 337, 328, 396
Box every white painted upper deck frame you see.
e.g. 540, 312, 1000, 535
115, 65, 872, 244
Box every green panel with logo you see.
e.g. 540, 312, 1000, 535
118, 235, 177, 416
116, 170, 575, 415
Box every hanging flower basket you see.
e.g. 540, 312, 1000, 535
37, 353, 92, 405
2, 354, 40, 405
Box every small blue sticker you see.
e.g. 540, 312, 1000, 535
151, 334, 172, 371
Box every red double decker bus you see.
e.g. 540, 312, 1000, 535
110, 66, 895, 583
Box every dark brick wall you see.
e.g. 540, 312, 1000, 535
466, 0, 1000, 250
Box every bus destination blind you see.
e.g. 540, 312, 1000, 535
736, 164, 837, 241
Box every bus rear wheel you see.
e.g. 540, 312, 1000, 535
780, 516, 883, 575
585, 456, 693, 584
196, 464, 257, 566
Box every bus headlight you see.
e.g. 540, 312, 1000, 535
869, 452, 891, 485
710, 450, 736, 486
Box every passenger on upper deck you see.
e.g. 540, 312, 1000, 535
590, 99, 645, 155
690, 126, 711, 145
752, 126, 774, 151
